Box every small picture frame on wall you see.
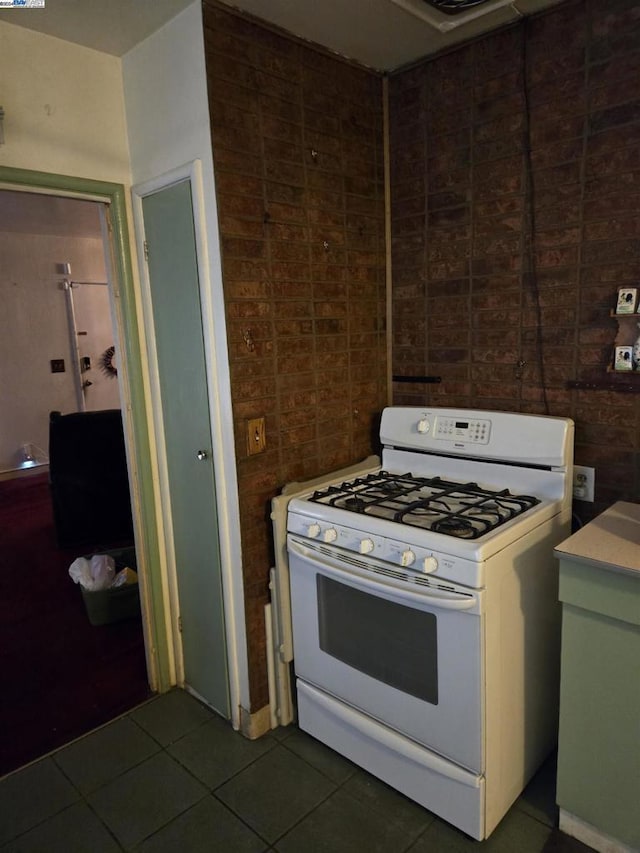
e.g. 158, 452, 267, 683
614, 346, 633, 371
615, 287, 638, 314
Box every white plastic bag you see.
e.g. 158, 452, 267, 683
68, 554, 115, 591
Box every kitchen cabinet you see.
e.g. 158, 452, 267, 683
554, 502, 640, 853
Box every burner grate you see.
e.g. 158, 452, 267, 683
419, 0, 494, 15
310, 471, 540, 539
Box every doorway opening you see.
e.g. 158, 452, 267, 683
0, 185, 152, 776
0, 190, 121, 475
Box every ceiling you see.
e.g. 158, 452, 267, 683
0, 0, 565, 71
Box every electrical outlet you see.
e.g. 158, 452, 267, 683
573, 465, 595, 503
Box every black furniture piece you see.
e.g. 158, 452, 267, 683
48, 409, 134, 549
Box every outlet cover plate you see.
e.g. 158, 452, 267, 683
573, 465, 595, 503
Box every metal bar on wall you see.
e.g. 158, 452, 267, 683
62, 279, 86, 412
392, 376, 442, 384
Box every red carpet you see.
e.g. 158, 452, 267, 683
0, 472, 151, 777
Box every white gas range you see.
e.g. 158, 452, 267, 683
275, 407, 574, 840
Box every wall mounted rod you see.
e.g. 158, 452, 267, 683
392, 375, 442, 384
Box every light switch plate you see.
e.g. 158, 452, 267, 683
247, 417, 266, 455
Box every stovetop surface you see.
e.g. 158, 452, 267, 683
308, 470, 540, 540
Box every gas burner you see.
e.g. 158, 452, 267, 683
378, 480, 404, 494
344, 497, 366, 511
432, 517, 476, 538
309, 471, 540, 539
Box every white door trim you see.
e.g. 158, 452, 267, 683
131, 159, 248, 727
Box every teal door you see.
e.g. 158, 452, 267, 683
141, 180, 229, 716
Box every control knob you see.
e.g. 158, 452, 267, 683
359, 538, 375, 555
401, 549, 416, 567
422, 554, 438, 574
323, 528, 338, 543
417, 418, 430, 434
307, 523, 321, 539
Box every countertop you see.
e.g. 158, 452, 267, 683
554, 500, 640, 577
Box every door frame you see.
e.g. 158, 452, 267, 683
132, 160, 248, 726
0, 164, 171, 694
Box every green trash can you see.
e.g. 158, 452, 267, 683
80, 547, 140, 627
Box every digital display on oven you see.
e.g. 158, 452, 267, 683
435, 417, 490, 443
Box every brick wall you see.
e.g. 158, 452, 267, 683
389, 0, 640, 523
202, 2, 386, 710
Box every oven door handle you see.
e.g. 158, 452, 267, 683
299, 680, 482, 788
289, 537, 480, 612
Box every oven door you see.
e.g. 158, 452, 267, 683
288, 535, 484, 773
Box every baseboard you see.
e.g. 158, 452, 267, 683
239, 703, 272, 740
0, 464, 49, 482
559, 809, 636, 853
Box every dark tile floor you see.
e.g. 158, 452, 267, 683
0, 690, 592, 852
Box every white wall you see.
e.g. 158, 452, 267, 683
73, 282, 122, 413
0, 20, 130, 182
122, 3, 212, 186
0, 22, 131, 471
0, 231, 109, 471
122, 2, 249, 718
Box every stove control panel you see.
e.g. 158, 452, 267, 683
432, 416, 491, 444
288, 513, 456, 578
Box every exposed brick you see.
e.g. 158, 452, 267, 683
533, 246, 579, 268
583, 238, 640, 264
529, 114, 585, 147
585, 124, 640, 160
584, 217, 640, 241
534, 201, 582, 228
217, 216, 266, 240
263, 138, 303, 167
531, 138, 585, 169
583, 192, 640, 220
475, 135, 523, 164
390, 0, 640, 558
590, 99, 640, 133
225, 280, 271, 301
217, 193, 264, 219
204, 0, 386, 710
223, 259, 270, 281
584, 172, 640, 200
529, 51, 587, 86
474, 112, 525, 143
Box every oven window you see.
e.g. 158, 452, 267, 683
316, 575, 438, 704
